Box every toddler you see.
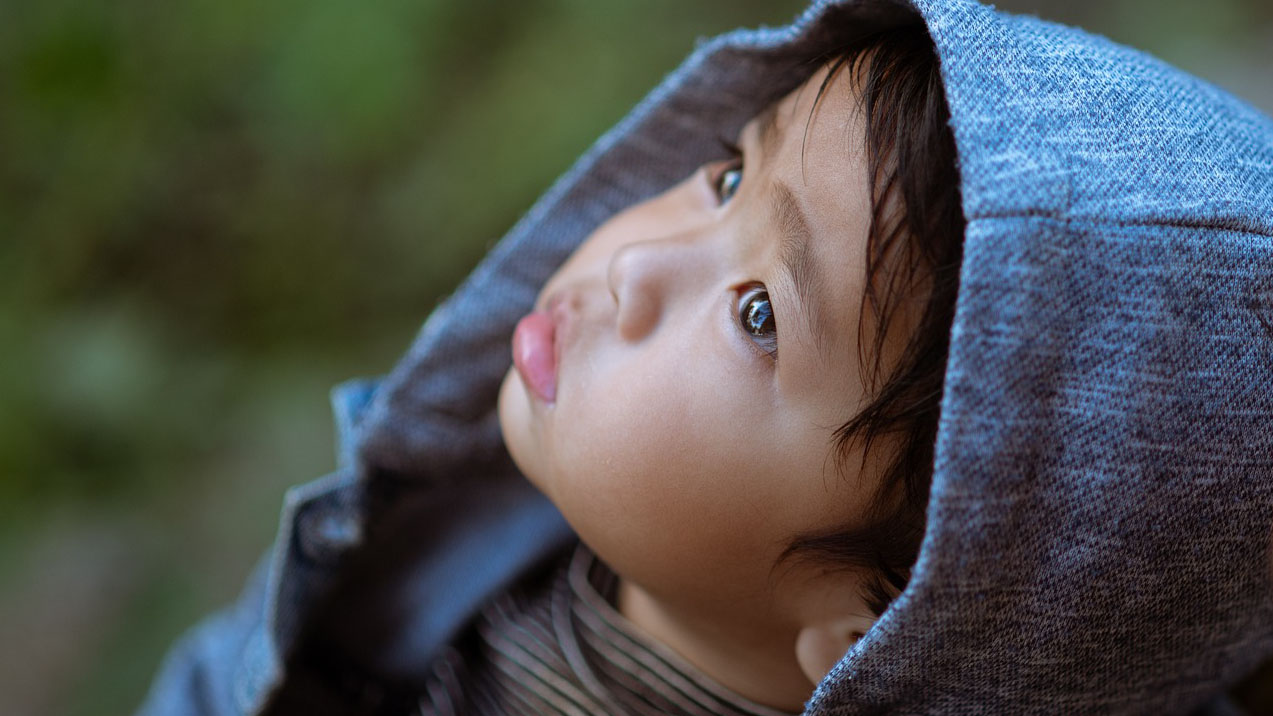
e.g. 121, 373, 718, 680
140, 1, 1273, 714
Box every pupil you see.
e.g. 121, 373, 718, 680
746, 296, 773, 335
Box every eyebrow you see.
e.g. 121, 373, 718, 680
749, 102, 833, 358
772, 181, 830, 356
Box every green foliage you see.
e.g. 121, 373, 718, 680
0, 0, 802, 506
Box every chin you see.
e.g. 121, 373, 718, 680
497, 367, 545, 492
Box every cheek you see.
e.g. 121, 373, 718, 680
544, 335, 794, 587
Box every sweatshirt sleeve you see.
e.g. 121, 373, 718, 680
134, 378, 385, 716
135, 555, 274, 716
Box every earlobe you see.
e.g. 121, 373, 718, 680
794, 614, 876, 686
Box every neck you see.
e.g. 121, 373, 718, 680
616, 577, 813, 712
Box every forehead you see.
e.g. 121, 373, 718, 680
762, 62, 868, 205
760, 62, 865, 164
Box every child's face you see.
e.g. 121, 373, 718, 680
499, 63, 908, 622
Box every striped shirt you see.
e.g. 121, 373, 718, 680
417, 544, 798, 716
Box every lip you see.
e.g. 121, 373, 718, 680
512, 306, 558, 404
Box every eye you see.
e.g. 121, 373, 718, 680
737, 285, 778, 359
711, 137, 743, 204
714, 164, 743, 204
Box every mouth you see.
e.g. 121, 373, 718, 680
512, 302, 559, 404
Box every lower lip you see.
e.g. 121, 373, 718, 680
512, 310, 557, 403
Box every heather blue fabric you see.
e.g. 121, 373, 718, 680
138, 0, 1273, 714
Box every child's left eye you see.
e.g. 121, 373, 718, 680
711, 136, 744, 204
714, 164, 743, 203
737, 285, 778, 359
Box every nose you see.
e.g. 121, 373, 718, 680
606, 235, 703, 341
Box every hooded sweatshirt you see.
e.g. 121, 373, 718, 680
138, 0, 1273, 714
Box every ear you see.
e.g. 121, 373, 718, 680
794, 614, 876, 685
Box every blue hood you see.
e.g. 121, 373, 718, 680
335, 0, 1273, 712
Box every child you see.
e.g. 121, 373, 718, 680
492, 22, 960, 712
140, 0, 1273, 714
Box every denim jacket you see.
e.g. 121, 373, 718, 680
139, 1, 1273, 714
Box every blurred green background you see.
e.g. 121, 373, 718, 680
1, 1, 1269, 714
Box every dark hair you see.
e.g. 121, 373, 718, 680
776, 19, 966, 617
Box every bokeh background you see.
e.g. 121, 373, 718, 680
1, 1, 1270, 714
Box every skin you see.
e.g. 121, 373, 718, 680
498, 60, 915, 710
